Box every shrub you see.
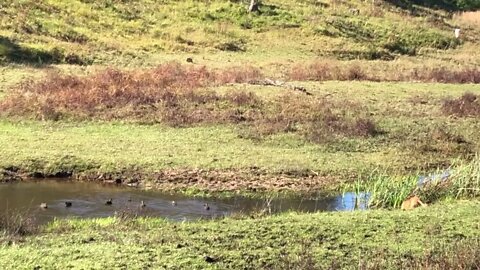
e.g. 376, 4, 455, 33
0, 63, 380, 143
0, 62, 263, 123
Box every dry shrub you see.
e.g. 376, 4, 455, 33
413, 67, 480, 83
225, 90, 261, 106
0, 63, 380, 143
306, 101, 379, 143
0, 62, 263, 124
442, 92, 480, 117
214, 65, 262, 84
288, 61, 374, 81
340, 64, 370, 81
245, 94, 380, 142
289, 60, 480, 83
289, 61, 337, 81
406, 125, 473, 165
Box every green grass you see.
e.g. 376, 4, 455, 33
349, 156, 480, 208
0, 120, 373, 176
1, 200, 479, 269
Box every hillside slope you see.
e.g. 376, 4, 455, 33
1, 0, 479, 66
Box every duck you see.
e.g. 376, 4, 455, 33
203, 203, 210, 211
171, 200, 177, 206
65, 201, 72, 207
105, 198, 113, 205
40, 203, 48, 209
140, 201, 146, 208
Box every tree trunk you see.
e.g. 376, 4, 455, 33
248, 0, 259, 12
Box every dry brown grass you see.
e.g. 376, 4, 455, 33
454, 11, 480, 27
442, 92, 480, 117
0, 63, 380, 143
289, 60, 480, 83
0, 62, 264, 125
243, 94, 380, 143
0, 211, 38, 239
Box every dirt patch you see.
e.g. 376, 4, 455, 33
2, 168, 341, 194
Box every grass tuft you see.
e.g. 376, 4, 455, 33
0, 210, 38, 240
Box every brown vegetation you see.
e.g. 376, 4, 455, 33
0, 62, 380, 142
401, 195, 427, 210
0, 62, 263, 125
454, 11, 480, 27
0, 211, 38, 240
289, 60, 480, 83
79, 168, 338, 193
442, 92, 480, 117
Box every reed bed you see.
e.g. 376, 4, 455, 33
350, 156, 480, 208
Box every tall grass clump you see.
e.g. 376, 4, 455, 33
0, 210, 38, 240
351, 156, 480, 208
442, 92, 480, 117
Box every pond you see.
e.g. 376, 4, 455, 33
0, 180, 369, 224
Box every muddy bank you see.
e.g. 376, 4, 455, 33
1, 167, 343, 195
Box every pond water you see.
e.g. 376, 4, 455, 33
0, 180, 369, 224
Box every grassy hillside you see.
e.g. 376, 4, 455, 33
1, 0, 479, 66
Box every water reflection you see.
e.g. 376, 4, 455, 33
0, 180, 369, 224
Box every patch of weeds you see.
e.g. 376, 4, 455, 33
442, 92, 480, 117
0, 210, 38, 240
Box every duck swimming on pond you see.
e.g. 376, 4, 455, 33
40, 203, 48, 209
105, 198, 113, 205
203, 203, 210, 211
171, 201, 177, 206
65, 201, 72, 207
140, 201, 146, 208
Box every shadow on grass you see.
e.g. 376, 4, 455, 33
0, 36, 64, 66
0, 36, 88, 66
385, 0, 480, 12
